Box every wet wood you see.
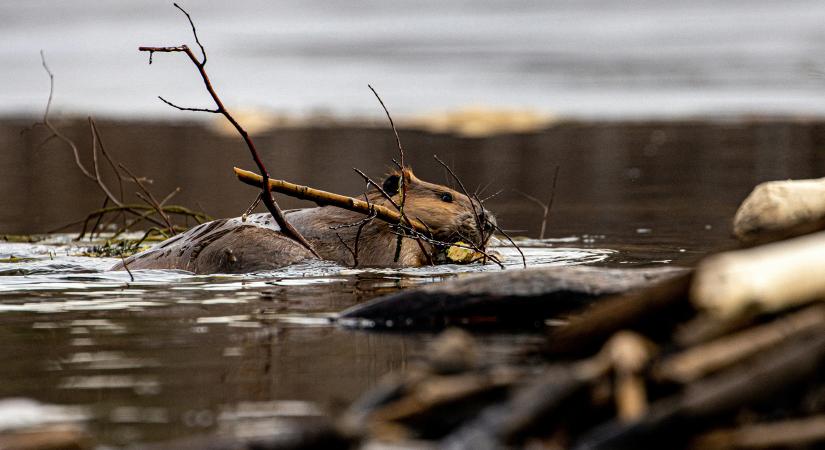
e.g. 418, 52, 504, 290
655, 304, 825, 383
338, 266, 687, 329
544, 271, 694, 358
692, 231, 825, 319
570, 331, 825, 450
689, 415, 825, 449
733, 177, 825, 244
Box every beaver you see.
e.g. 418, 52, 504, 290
111, 168, 495, 274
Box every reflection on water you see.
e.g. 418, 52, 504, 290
0, 233, 616, 445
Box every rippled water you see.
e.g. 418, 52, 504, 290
0, 232, 631, 446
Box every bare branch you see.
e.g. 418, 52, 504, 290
140, 5, 318, 257
158, 96, 219, 113
173, 2, 207, 64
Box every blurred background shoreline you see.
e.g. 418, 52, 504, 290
3, 0, 825, 120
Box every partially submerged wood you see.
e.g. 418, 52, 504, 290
733, 177, 825, 244
691, 231, 825, 318
338, 266, 688, 329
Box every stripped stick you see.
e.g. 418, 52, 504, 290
233, 167, 429, 234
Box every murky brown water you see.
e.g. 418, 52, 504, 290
1, 118, 825, 446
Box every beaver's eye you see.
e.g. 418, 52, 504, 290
439, 192, 453, 203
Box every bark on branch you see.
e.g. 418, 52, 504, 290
233, 167, 430, 234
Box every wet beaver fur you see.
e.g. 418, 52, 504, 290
112, 169, 494, 274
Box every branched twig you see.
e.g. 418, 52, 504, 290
514, 165, 560, 240
329, 193, 377, 268
30, 52, 208, 240
139, 3, 318, 257
120, 252, 135, 282
391, 223, 505, 269
241, 193, 263, 220
30, 51, 95, 181
493, 223, 526, 268
368, 85, 408, 262
433, 154, 486, 248
353, 168, 434, 265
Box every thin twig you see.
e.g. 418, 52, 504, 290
433, 154, 485, 248
32, 51, 95, 181
493, 223, 526, 268
120, 252, 135, 282
139, 4, 317, 257
368, 85, 408, 262
353, 168, 434, 265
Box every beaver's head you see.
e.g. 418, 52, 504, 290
369, 168, 496, 248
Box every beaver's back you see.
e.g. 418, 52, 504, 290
111, 216, 316, 274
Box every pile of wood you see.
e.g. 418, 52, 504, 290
330, 177, 825, 450
152, 178, 825, 449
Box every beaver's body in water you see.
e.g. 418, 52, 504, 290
112, 169, 494, 274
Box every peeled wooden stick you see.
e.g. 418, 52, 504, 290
233, 167, 429, 234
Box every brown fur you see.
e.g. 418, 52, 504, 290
287, 168, 493, 267
111, 169, 494, 273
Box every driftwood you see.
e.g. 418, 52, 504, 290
692, 231, 825, 319
544, 271, 695, 358
733, 177, 825, 244
338, 266, 687, 329
655, 304, 825, 384
234, 167, 429, 234
689, 415, 825, 449
571, 331, 825, 450
139, 4, 317, 257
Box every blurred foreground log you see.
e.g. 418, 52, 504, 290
338, 266, 687, 329
692, 231, 825, 318
733, 177, 825, 244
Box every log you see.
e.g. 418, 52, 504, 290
571, 331, 825, 450
544, 271, 694, 358
233, 167, 429, 234
688, 415, 825, 450
655, 304, 825, 383
338, 266, 687, 329
692, 231, 825, 319
733, 177, 825, 244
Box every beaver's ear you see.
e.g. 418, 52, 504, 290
382, 174, 400, 196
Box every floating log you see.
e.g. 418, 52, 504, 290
733, 177, 825, 244
338, 266, 687, 329
692, 231, 825, 319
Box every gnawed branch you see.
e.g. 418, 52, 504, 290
139, 3, 318, 258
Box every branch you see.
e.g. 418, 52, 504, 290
234, 167, 430, 233
368, 85, 408, 262
139, 4, 318, 257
